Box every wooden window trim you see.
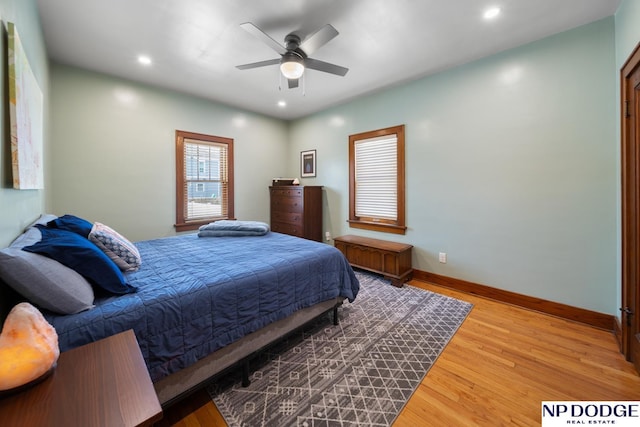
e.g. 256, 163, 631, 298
348, 124, 406, 235
175, 130, 234, 232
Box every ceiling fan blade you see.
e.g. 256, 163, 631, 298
288, 78, 299, 89
236, 58, 280, 70
299, 24, 339, 56
240, 22, 287, 56
305, 58, 349, 77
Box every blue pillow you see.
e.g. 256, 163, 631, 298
47, 214, 93, 238
23, 226, 137, 295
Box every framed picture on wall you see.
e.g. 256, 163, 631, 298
301, 149, 316, 177
8, 22, 44, 190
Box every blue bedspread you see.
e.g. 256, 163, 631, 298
44, 232, 359, 382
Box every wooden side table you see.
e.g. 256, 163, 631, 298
0, 329, 162, 426
334, 235, 413, 287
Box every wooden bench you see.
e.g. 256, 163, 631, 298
333, 235, 413, 287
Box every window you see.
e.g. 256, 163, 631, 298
175, 130, 234, 231
349, 125, 406, 234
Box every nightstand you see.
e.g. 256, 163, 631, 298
0, 329, 162, 426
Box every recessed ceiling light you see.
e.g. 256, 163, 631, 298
137, 55, 152, 65
277, 100, 287, 108
483, 7, 501, 20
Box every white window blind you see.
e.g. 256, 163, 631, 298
184, 139, 228, 220
354, 134, 398, 220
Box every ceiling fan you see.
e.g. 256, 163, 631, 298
236, 22, 349, 89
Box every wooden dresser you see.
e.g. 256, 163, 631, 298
269, 185, 322, 242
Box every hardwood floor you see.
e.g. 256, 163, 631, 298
156, 280, 640, 427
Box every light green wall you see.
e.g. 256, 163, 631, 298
290, 18, 617, 314
49, 64, 288, 241
616, 0, 640, 64
0, 0, 49, 247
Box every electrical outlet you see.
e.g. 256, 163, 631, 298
439, 252, 447, 263
325, 231, 331, 241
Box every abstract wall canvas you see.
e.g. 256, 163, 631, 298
8, 22, 43, 189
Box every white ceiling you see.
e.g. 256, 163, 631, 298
36, 0, 620, 120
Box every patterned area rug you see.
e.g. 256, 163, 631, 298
208, 271, 472, 426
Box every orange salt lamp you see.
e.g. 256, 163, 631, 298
0, 302, 59, 392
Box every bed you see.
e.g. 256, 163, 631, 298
0, 219, 359, 407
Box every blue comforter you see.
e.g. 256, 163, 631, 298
44, 232, 359, 381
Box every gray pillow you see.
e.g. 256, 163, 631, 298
9, 214, 58, 249
9, 227, 43, 249
25, 213, 58, 229
0, 248, 95, 314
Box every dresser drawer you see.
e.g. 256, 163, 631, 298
271, 221, 303, 237
271, 211, 302, 225
271, 197, 303, 213
270, 188, 303, 198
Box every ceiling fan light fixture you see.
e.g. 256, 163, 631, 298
280, 55, 305, 79
483, 7, 501, 20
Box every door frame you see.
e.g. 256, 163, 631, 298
620, 41, 640, 372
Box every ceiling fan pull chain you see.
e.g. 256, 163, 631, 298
302, 75, 306, 96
